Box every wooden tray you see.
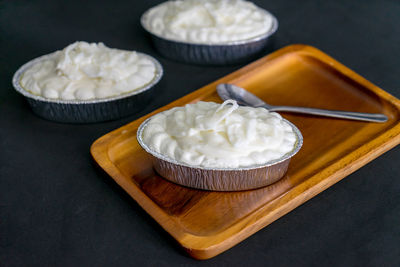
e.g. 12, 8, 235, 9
91, 45, 400, 260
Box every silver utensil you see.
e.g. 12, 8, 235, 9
217, 84, 388, 123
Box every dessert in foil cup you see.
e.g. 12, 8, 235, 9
12, 50, 163, 123
141, 0, 278, 65
137, 105, 303, 191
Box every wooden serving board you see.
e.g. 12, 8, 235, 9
91, 45, 400, 260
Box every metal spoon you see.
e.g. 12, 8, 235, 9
217, 83, 388, 123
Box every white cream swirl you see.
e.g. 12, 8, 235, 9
142, 100, 297, 168
142, 0, 274, 44
20, 41, 157, 100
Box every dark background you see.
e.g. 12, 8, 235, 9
1, 0, 399, 266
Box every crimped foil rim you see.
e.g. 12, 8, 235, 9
140, 8, 278, 47
12, 51, 163, 105
137, 115, 303, 171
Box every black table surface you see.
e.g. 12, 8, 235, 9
1, 0, 399, 266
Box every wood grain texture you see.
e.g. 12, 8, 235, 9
91, 45, 400, 260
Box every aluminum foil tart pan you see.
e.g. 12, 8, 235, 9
140, 11, 278, 65
137, 117, 303, 191
12, 53, 163, 123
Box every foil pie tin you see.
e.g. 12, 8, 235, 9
137, 117, 303, 191
12, 52, 163, 123
140, 10, 278, 65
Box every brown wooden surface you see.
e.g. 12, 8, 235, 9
90, 44, 400, 260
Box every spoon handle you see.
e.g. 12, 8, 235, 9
267, 105, 388, 122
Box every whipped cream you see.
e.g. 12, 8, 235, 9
20, 41, 158, 100
141, 100, 297, 168
142, 0, 274, 44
